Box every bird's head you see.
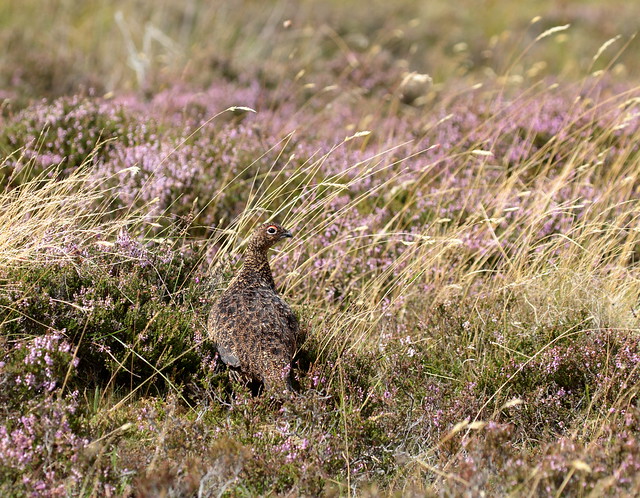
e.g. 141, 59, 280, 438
249, 223, 293, 252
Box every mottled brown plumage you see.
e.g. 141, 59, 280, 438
207, 223, 299, 393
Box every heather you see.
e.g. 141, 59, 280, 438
1, 1, 640, 496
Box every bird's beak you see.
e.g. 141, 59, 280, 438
280, 230, 293, 239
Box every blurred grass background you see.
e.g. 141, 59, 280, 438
1, 0, 639, 102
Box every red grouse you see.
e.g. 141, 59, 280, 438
208, 223, 299, 393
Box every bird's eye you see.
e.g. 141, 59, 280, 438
266, 226, 278, 235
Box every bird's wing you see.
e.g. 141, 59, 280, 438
249, 290, 299, 354
208, 287, 299, 375
208, 298, 243, 368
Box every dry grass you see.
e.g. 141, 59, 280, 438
0, 146, 151, 268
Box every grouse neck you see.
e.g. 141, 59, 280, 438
240, 248, 276, 289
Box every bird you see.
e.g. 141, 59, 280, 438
207, 222, 300, 394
